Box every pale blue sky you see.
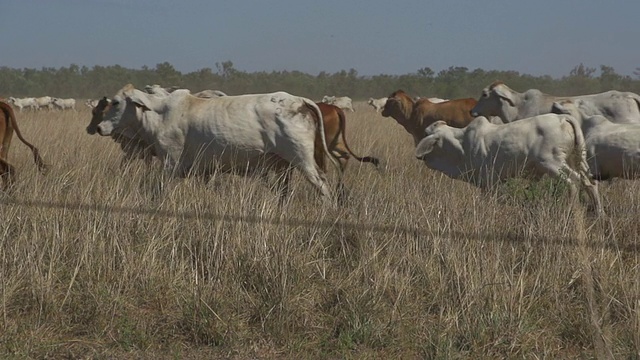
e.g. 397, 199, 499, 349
2, 0, 638, 78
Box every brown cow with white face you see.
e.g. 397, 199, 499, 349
0, 100, 49, 190
381, 90, 478, 146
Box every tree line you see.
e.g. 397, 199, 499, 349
1, 61, 639, 101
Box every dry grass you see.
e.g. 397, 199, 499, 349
1, 102, 639, 359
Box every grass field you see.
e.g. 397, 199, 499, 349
1, 101, 639, 359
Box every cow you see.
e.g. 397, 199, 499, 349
52, 98, 76, 111
7, 97, 37, 112
322, 95, 355, 112
415, 114, 603, 214
34, 96, 53, 111
88, 88, 378, 200
552, 99, 640, 180
580, 115, 640, 181
85, 98, 111, 109
193, 89, 227, 98
0, 100, 49, 190
471, 81, 640, 124
367, 97, 387, 112
381, 90, 478, 145
86, 95, 155, 166
427, 97, 448, 103
413, 97, 448, 103
85, 99, 98, 109
143, 84, 182, 96
94, 85, 341, 204
314, 102, 380, 192
144, 86, 227, 99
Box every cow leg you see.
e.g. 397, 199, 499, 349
0, 159, 16, 191
275, 167, 294, 206
331, 149, 350, 206
304, 166, 334, 204
543, 162, 603, 215
290, 157, 334, 205
262, 155, 294, 205
571, 172, 603, 216
559, 161, 604, 216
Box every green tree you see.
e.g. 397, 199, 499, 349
154, 62, 182, 87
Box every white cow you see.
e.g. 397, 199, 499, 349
6, 97, 37, 112
471, 81, 640, 124
95, 84, 340, 203
413, 96, 448, 103
367, 97, 387, 112
415, 114, 603, 214
144, 86, 226, 99
193, 89, 227, 98
144, 84, 171, 96
85, 98, 110, 109
322, 95, 355, 112
143, 84, 183, 96
552, 99, 640, 180
52, 98, 76, 111
34, 96, 53, 111
86, 96, 154, 167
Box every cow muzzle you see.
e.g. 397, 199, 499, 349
96, 123, 113, 136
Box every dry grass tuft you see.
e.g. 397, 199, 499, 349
1, 103, 639, 358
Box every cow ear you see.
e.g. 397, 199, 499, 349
415, 135, 442, 158
127, 89, 162, 113
493, 86, 515, 106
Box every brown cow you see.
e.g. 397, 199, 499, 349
314, 102, 380, 202
381, 90, 477, 145
0, 100, 49, 190
314, 102, 379, 173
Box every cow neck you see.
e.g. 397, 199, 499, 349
444, 127, 467, 164
138, 107, 163, 143
408, 103, 432, 145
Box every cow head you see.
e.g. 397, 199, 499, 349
381, 90, 413, 121
96, 91, 147, 137
415, 121, 465, 174
96, 86, 169, 140
86, 97, 111, 135
415, 132, 443, 160
471, 81, 518, 122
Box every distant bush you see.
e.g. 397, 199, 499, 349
1, 61, 638, 100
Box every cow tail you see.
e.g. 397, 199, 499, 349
565, 115, 593, 185
336, 107, 380, 168
306, 101, 341, 175
630, 93, 640, 115
1, 101, 50, 174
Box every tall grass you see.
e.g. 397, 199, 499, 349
1, 103, 639, 359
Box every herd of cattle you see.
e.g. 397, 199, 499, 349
3, 80, 640, 215
6, 96, 77, 111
